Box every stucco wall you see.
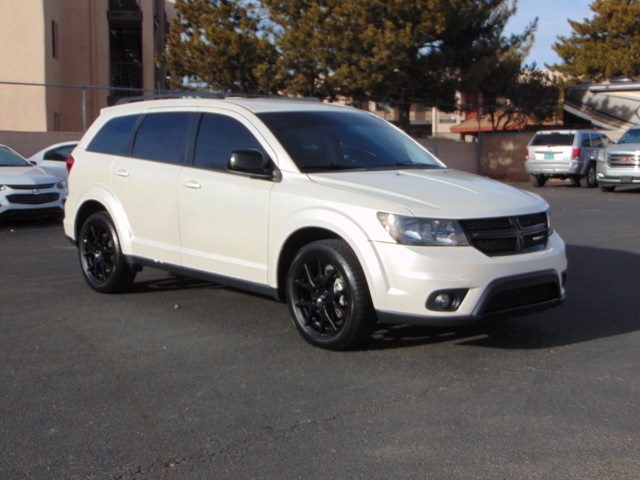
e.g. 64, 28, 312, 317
478, 132, 532, 181
0, 131, 81, 158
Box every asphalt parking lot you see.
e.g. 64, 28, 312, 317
2, 181, 640, 479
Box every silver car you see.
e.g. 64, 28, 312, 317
525, 129, 612, 188
596, 126, 640, 192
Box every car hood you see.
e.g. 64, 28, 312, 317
606, 142, 640, 152
0, 166, 61, 185
310, 168, 547, 218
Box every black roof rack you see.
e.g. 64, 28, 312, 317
115, 91, 322, 105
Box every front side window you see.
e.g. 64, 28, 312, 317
258, 110, 444, 173
131, 112, 193, 164
87, 114, 140, 155
193, 114, 265, 170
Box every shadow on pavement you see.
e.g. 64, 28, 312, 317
367, 244, 640, 350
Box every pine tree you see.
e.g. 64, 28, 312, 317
552, 0, 640, 81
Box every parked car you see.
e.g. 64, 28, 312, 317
63, 97, 567, 350
0, 144, 67, 219
525, 129, 612, 187
596, 126, 640, 192
28, 141, 78, 181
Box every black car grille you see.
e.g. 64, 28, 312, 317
484, 281, 560, 314
6, 183, 57, 189
7, 193, 60, 205
459, 212, 549, 256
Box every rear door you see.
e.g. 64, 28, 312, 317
110, 111, 195, 264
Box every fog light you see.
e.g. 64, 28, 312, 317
426, 289, 468, 312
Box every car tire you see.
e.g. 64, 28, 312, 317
530, 175, 547, 187
580, 164, 597, 188
599, 185, 615, 192
286, 239, 374, 350
78, 211, 135, 293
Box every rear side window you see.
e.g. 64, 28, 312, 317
193, 113, 265, 170
530, 133, 574, 146
132, 112, 193, 164
43, 144, 75, 161
87, 115, 140, 155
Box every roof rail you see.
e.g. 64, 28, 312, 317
115, 91, 224, 104
114, 91, 322, 105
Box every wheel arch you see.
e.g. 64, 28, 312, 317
276, 227, 340, 301
70, 188, 133, 254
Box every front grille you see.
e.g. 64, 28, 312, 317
607, 153, 640, 168
459, 212, 549, 256
7, 193, 60, 205
5, 183, 57, 189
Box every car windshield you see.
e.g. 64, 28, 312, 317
257, 110, 445, 172
530, 133, 574, 146
617, 129, 640, 144
0, 146, 31, 167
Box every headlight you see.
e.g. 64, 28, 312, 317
377, 212, 469, 246
56, 180, 66, 190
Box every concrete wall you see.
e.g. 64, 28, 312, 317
0, 131, 81, 158
479, 132, 531, 181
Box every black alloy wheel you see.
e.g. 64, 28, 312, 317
286, 239, 373, 350
78, 211, 135, 293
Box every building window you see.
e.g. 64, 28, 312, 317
51, 20, 59, 59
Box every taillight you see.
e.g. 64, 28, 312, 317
571, 148, 581, 159
66, 154, 75, 173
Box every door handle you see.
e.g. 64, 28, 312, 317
115, 169, 129, 177
183, 180, 201, 189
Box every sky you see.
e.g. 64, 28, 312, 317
505, 0, 594, 67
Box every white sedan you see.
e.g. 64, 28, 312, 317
28, 141, 78, 181
0, 144, 67, 219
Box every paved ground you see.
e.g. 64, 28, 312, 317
1, 181, 640, 479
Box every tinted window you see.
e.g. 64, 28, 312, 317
193, 114, 264, 170
591, 133, 606, 148
617, 128, 640, 144
258, 111, 443, 172
44, 144, 76, 161
132, 112, 193, 164
580, 134, 591, 147
530, 133, 574, 146
87, 115, 140, 155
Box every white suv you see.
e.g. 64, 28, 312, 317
64, 97, 567, 350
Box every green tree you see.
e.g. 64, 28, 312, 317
261, 0, 535, 131
163, 0, 537, 131
163, 0, 277, 92
484, 64, 561, 130
551, 0, 640, 81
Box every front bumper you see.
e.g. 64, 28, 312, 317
368, 233, 567, 326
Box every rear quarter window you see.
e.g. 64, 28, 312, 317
530, 133, 574, 146
87, 114, 141, 155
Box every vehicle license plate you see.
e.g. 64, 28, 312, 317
620, 176, 633, 183
544, 153, 554, 160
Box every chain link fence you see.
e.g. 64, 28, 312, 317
0, 80, 544, 180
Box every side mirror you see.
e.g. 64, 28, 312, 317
228, 149, 280, 180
